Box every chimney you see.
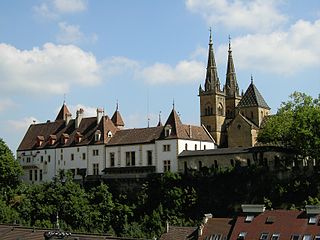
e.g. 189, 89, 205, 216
75, 108, 84, 128
203, 213, 212, 224
189, 125, 192, 138
65, 113, 72, 125
198, 224, 203, 236
97, 108, 103, 124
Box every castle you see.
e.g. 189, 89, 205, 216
199, 32, 270, 147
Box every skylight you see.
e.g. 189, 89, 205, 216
302, 235, 312, 240
291, 235, 300, 240
245, 215, 254, 222
271, 233, 280, 240
308, 216, 317, 224
238, 232, 247, 240
260, 233, 268, 240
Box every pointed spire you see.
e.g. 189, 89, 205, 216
251, 74, 254, 84
55, 102, 71, 121
111, 102, 125, 129
225, 35, 239, 97
157, 111, 163, 126
204, 28, 220, 92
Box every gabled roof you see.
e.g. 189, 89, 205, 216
107, 126, 163, 146
160, 226, 197, 240
230, 210, 320, 240
199, 218, 234, 240
231, 113, 260, 130
161, 109, 213, 142
111, 109, 125, 127
55, 103, 71, 121
18, 116, 118, 151
237, 82, 270, 109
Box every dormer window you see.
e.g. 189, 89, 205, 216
95, 130, 101, 142
107, 131, 113, 138
165, 125, 172, 137
36, 135, 44, 147
61, 133, 69, 145
49, 135, 57, 145
75, 132, 83, 143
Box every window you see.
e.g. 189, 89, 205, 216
163, 144, 171, 152
302, 236, 312, 240
71, 153, 74, 161
110, 152, 115, 167
93, 163, 99, 175
34, 169, 38, 181
29, 170, 33, 181
204, 145, 206, 150
260, 233, 269, 240
218, 103, 223, 115
314, 236, 320, 240
245, 215, 254, 222
198, 161, 202, 169
40, 156, 44, 163
195, 144, 197, 150
214, 160, 218, 169
238, 232, 247, 240
308, 216, 317, 224
60, 154, 63, 160
251, 111, 254, 119
93, 149, 99, 156
147, 150, 152, 165
230, 159, 235, 167
27, 157, 31, 163
164, 125, 172, 137
77, 147, 79, 152
39, 170, 43, 181
247, 159, 251, 166
291, 235, 300, 240
185, 143, 188, 150
48, 155, 51, 162
126, 151, 136, 166
82, 153, 86, 160
164, 160, 171, 172
271, 233, 280, 240
61, 149, 63, 153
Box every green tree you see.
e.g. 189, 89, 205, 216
0, 138, 22, 190
258, 92, 320, 162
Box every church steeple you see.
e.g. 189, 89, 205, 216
204, 29, 221, 92
225, 36, 239, 97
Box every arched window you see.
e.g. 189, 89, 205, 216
185, 143, 188, 150
218, 103, 223, 115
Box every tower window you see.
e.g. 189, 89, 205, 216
218, 103, 223, 115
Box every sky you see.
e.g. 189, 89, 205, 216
0, 0, 319, 153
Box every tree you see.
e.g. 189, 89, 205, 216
258, 92, 320, 162
0, 138, 22, 190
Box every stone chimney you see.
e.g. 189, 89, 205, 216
75, 108, 84, 128
65, 113, 72, 125
97, 108, 103, 124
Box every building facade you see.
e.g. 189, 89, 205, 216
199, 32, 270, 147
17, 104, 216, 183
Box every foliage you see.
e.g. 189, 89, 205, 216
258, 92, 320, 162
0, 138, 22, 190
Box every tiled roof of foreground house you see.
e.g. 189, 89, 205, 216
230, 206, 320, 240
0, 224, 147, 240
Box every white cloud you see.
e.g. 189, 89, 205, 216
53, 0, 87, 13
186, 0, 287, 32
0, 43, 101, 96
33, 0, 87, 19
216, 19, 320, 75
67, 104, 98, 118
56, 22, 83, 44
0, 99, 16, 112
102, 56, 140, 77
138, 60, 205, 85
8, 117, 39, 131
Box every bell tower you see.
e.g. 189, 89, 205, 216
199, 30, 226, 146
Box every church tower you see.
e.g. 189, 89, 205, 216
199, 30, 226, 146
225, 37, 241, 120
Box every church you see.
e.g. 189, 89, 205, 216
199, 31, 270, 148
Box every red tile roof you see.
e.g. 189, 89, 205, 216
160, 226, 197, 240
55, 103, 71, 121
198, 218, 234, 240
230, 210, 320, 240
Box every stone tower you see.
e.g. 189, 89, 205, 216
199, 30, 226, 146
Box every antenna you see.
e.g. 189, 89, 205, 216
147, 87, 150, 127
63, 93, 66, 104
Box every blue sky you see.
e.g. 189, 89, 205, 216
0, 0, 319, 152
